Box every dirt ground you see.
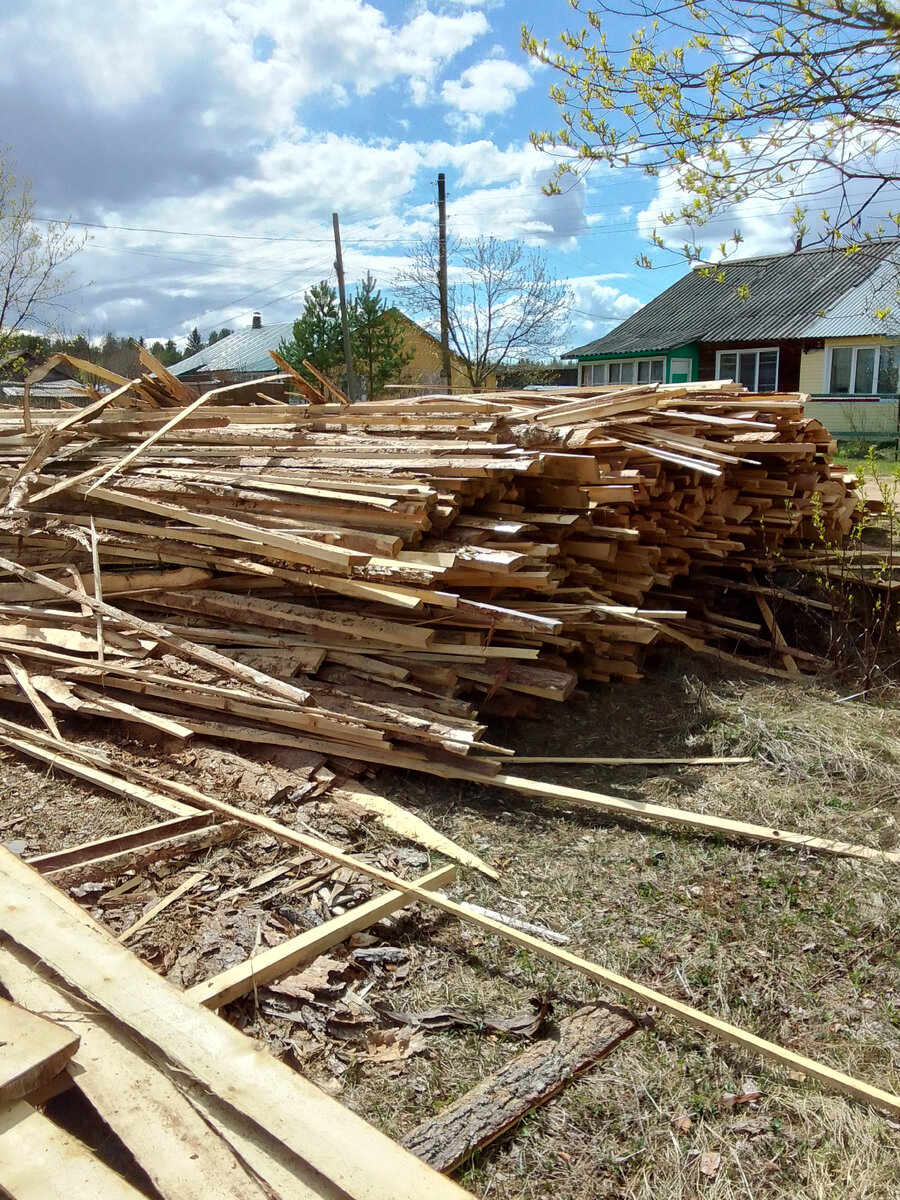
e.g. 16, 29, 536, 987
5, 646, 900, 1200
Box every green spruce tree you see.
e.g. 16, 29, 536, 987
278, 281, 343, 387
349, 274, 413, 400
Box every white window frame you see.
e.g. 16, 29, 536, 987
824, 343, 900, 396
580, 357, 665, 386
715, 347, 779, 392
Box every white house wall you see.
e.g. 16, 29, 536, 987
805, 399, 900, 437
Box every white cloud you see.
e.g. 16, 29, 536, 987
0, 1, 632, 340
635, 131, 900, 262
416, 140, 587, 245
567, 275, 643, 342
442, 57, 533, 130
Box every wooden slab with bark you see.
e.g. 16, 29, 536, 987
402, 1003, 641, 1172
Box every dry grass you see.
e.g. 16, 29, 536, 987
324, 659, 900, 1199
4, 661, 900, 1198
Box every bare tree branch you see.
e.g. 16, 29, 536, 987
394, 235, 573, 390
0, 149, 88, 360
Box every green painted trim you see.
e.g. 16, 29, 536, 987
666, 344, 699, 383
575, 349, 672, 363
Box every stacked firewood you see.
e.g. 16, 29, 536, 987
0, 350, 856, 775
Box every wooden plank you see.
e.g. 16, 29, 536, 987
756, 592, 801, 676
84, 485, 369, 575
88, 378, 249, 493
509, 755, 752, 766
187, 864, 456, 1009
42, 823, 241, 886
27, 813, 219, 872
484, 772, 900, 864
73, 687, 196, 740
0, 726, 199, 817
0, 997, 79, 1102
89, 516, 105, 665
0, 1099, 145, 1199
402, 1003, 639, 1172
0, 849, 473, 1200
0, 943, 279, 1200
118, 871, 207, 942
268, 349, 327, 403
184, 1089, 344, 1200
137, 344, 195, 405
330, 787, 499, 878
3, 654, 61, 740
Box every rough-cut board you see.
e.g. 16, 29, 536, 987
402, 1003, 640, 1172
0, 996, 79, 1102
29, 814, 242, 885
0, 942, 276, 1200
0, 1099, 145, 1199
0, 847, 473, 1200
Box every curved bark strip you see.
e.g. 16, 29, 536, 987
402, 1003, 640, 1173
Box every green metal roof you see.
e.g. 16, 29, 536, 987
565, 240, 900, 358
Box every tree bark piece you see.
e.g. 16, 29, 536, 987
402, 1003, 640, 1172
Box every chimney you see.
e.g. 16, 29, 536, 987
252, 312, 262, 329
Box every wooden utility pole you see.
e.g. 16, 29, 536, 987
437, 174, 453, 390
332, 212, 358, 403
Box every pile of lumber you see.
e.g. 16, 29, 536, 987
0, 350, 857, 776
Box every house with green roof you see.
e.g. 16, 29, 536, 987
564, 241, 900, 436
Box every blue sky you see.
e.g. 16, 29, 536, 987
2, 0, 806, 350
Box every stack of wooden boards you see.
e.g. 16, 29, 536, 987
0, 351, 857, 776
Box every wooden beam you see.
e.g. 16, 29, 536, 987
187, 864, 456, 1009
